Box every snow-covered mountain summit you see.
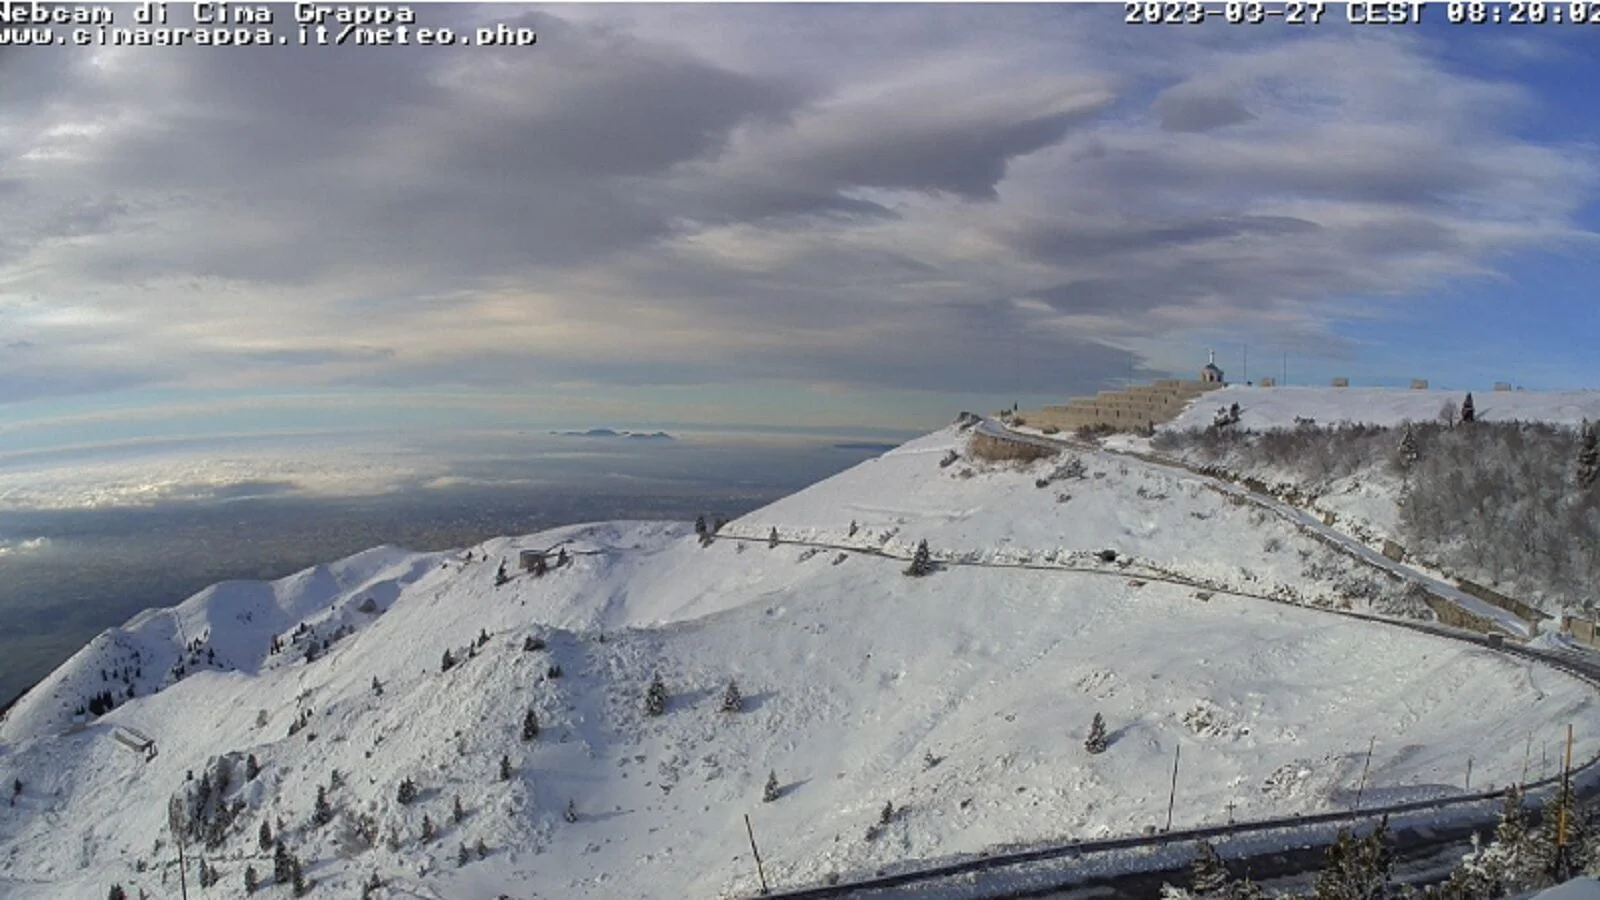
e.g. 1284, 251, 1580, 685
1, 424, 1592, 899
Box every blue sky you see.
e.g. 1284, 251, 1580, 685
1, 4, 1597, 471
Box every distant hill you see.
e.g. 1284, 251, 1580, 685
552, 428, 676, 440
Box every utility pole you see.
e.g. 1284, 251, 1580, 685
744, 813, 769, 895
1557, 724, 1574, 878
1225, 800, 1236, 824
1353, 736, 1375, 812
1521, 731, 1532, 789
1165, 743, 1181, 833
1465, 756, 1473, 791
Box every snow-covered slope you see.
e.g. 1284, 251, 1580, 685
1166, 386, 1600, 433
1, 426, 1594, 900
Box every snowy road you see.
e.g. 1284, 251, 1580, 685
737, 420, 1594, 899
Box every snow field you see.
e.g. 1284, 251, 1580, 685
0, 424, 1595, 898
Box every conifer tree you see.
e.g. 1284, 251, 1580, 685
397, 777, 417, 805
108, 885, 127, 900
721, 680, 743, 713
259, 820, 273, 852
499, 754, 512, 781
564, 799, 578, 823
244, 864, 259, 894
453, 794, 466, 824
1398, 427, 1419, 468
312, 785, 332, 827
458, 842, 470, 867
645, 674, 667, 716
522, 708, 539, 741
848, 519, 859, 537
273, 841, 293, 884
421, 814, 435, 843
1579, 421, 1598, 489
1189, 841, 1228, 896
695, 515, 707, 536
763, 770, 780, 803
768, 526, 779, 548
879, 800, 894, 826
290, 855, 308, 896
476, 838, 489, 860
905, 539, 934, 577
1085, 713, 1108, 754
1461, 392, 1475, 423
246, 754, 260, 780
441, 649, 455, 672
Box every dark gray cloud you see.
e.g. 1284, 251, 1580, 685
0, 6, 1593, 417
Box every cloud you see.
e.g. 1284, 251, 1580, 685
0, 7, 1594, 421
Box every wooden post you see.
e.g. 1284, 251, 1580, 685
744, 813, 769, 895
1353, 736, 1375, 812
1521, 731, 1532, 789
1465, 756, 1473, 791
1165, 743, 1181, 833
1558, 725, 1574, 849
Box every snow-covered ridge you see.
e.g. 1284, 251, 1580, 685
1165, 386, 1600, 433
1, 424, 1594, 899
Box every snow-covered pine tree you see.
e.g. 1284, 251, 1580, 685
360, 872, 381, 900
1312, 819, 1393, 900
453, 794, 466, 824
1462, 393, 1476, 423
768, 526, 779, 549
645, 674, 667, 716
880, 800, 894, 826
290, 855, 308, 896
244, 864, 258, 894
721, 680, 742, 713
522, 708, 539, 741
312, 785, 332, 827
564, 799, 578, 823
245, 754, 260, 780
695, 515, 707, 536
441, 649, 456, 672
763, 770, 780, 803
259, 820, 273, 851
1398, 427, 1420, 468
495, 560, 508, 586
107, 885, 127, 900
848, 519, 859, 537
273, 841, 292, 884
1085, 712, 1108, 754
1579, 421, 1598, 489
1189, 841, 1228, 896
499, 754, 512, 781
905, 539, 934, 577
397, 777, 417, 805
421, 814, 436, 843
476, 838, 488, 859
458, 842, 470, 867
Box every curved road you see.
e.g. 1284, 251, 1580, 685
729, 418, 1599, 899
